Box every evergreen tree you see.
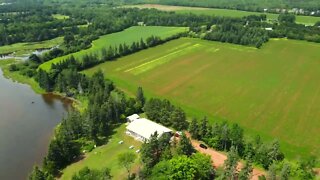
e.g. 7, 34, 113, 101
56, 73, 65, 93
199, 116, 208, 139
118, 44, 124, 55
101, 48, 107, 62
189, 118, 199, 139
221, 123, 230, 151
238, 160, 253, 180
268, 140, 284, 162
177, 132, 195, 156
130, 42, 136, 52
171, 107, 188, 130
140, 38, 147, 49
44, 129, 80, 175
267, 162, 277, 180
280, 163, 291, 180
28, 166, 46, 180
123, 43, 130, 55
136, 86, 145, 111
37, 69, 51, 92
29, 54, 42, 64
230, 123, 244, 152
107, 46, 115, 60
223, 146, 239, 179
141, 132, 161, 169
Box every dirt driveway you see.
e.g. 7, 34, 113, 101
186, 132, 265, 180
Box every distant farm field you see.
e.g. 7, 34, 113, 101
126, 4, 320, 25
83, 38, 320, 159
0, 37, 63, 56
39, 26, 188, 71
52, 14, 70, 20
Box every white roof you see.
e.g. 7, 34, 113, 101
126, 118, 172, 140
127, 114, 140, 121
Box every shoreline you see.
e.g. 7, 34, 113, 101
0, 60, 82, 109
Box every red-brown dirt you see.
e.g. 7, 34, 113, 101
185, 132, 265, 180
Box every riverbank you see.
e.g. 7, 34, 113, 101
0, 60, 85, 110
0, 65, 71, 179
0, 60, 44, 93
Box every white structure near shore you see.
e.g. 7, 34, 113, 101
127, 114, 140, 122
126, 115, 172, 142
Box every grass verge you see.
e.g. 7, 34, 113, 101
61, 124, 142, 180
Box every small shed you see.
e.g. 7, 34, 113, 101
137, 22, 145, 26
127, 114, 140, 122
265, 27, 273, 31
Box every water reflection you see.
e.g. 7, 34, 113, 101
0, 69, 71, 180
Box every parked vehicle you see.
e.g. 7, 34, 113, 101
174, 131, 183, 137
199, 143, 208, 149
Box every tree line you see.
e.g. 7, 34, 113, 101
203, 20, 269, 48
269, 14, 320, 43
49, 34, 183, 72
144, 98, 188, 130
0, 7, 86, 46
138, 131, 215, 179
7, 33, 182, 92
3, 6, 320, 60
126, 0, 320, 15
188, 118, 317, 179
29, 70, 146, 178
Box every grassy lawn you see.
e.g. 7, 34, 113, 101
0, 37, 63, 57
125, 4, 320, 25
52, 14, 70, 20
39, 26, 188, 71
61, 124, 142, 180
0, 60, 44, 93
83, 38, 320, 161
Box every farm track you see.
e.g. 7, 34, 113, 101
186, 132, 265, 180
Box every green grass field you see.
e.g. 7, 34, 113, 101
0, 37, 63, 57
83, 38, 320, 160
125, 4, 320, 25
52, 14, 70, 20
39, 26, 188, 71
61, 124, 142, 180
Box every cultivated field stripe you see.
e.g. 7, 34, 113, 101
114, 42, 192, 72
83, 38, 320, 159
124, 44, 202, 75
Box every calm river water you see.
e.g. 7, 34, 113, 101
0, 68, 71, 179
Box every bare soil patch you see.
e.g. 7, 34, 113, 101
186, 132, 265, 180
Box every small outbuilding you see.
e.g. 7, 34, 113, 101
127, 114, 140, 122
126, 118, 172, 142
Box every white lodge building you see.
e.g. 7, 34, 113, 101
126, 115, 172, 142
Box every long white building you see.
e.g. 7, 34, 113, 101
126, 116, 172, 142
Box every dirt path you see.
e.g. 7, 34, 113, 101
186, 133, 265, 180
